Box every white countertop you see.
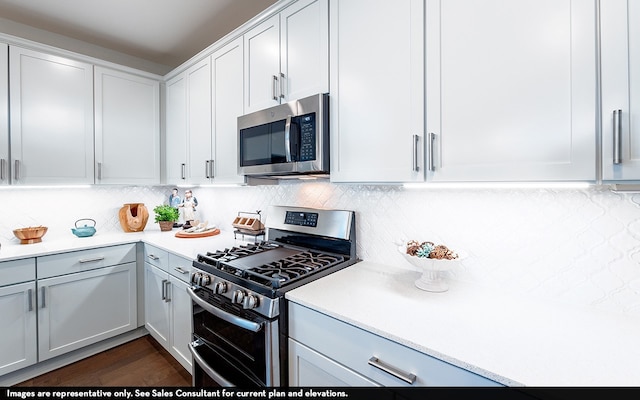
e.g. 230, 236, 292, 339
285, 261, 640, 387
4, 233, 639, 386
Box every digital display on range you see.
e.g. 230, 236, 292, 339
284, 211, 318, 227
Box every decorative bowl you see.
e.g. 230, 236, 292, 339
398, 245, 463, 292
13, 226, 48, 244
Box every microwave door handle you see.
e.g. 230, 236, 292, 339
285, 115, 293, 162
187, 286, 263, 332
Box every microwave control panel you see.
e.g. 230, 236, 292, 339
298, 113, 316, 161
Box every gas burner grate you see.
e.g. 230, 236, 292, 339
198, 242, 280, 265
245, 251, 345, 288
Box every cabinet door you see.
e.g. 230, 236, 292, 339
9, 46, 94, 185
601, 0, 640, 181
94, 67, 160, 184
186, 58, 213, 184
144, 262, 170, 348
0, 42, 8, 186
289, 339, 379, 387
329, 0, 424, 183
211, 37, 244, 184
0, 282, 37, 376
280, 0, 329, 102
244, 14, 281, 113
37, 263, 137, 361
165, 73, 188, 184
169, 276, 192, 372
426, 0, 597, 182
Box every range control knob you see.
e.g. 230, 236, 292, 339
214, 281, 227, 294
191, 272, 202, 285
200, 274, 212, 286
243, 294, 259, 310
232, 290, 246, 304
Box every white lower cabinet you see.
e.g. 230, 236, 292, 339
36, 245, 137, 362
288, 302, 500, 387
0, 259, 37, 376
144, 246, 192, 372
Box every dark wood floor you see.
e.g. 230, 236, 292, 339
15, 335, 191, 387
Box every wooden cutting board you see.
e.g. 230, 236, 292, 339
174, 228, 220, 238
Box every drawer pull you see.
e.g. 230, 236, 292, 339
147, 254, 160, 261
79, 256, 105, 263
368, 356, 416, 384
174, 267, 188, 274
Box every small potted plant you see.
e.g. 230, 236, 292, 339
153, 204, 180, 232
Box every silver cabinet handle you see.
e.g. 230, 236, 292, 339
613, 109, 623, 165
209, 159, 215, 179
161, 279, 168, 301
164, 280, 171, 302
14, 160, 20, 180
97, 162, 103, 180
28, 288, 33, 312
0, 158, 5, 181
79, 256, 105, 263
279, 72, 285, 99
147, 254, 160, 261
412, 134, 420, 172
428, 132, 436, 172
368, 356, 416, 384
174, 267, 188, 274
40, 287, 46, 309
272, 75, 279, 101
205, 160, 210, 178
181, 163, 186, 180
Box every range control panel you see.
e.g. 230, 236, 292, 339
284, 211, 318, 227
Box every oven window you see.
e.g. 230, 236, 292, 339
240, 120, 287, 166
193, 300, 267, 383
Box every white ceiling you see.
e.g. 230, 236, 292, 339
0, 0, 278, 74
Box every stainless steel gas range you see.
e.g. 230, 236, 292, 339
187, 205, 358, 387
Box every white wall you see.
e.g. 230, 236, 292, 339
1, 182, 639, 317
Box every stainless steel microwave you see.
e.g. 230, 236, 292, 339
238, 93, 329, 177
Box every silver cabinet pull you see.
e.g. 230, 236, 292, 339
613, 109, 623, 165
205, 160, 210, 178
97, 162, 103, 180
40, 287, 46, 309
428, 133, 436, 171
174, 267, 188, 274
272, 75, 279, 101
181, 163, 186, 180
412, 134, 420, 172
0, 158, 5, 181
14, 160, 20, 180
164, 280, 171, 302
147, 254, 160, 261
368, 356, 416, 384
161, 279, 168, 301
209, 159, 215, 179
79, 256, 105, 264
28, 288, 33, 312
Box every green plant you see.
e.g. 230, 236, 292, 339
153, 204, 180, 223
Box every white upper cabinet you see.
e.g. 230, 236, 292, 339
94, 67, 160, 185
186, 58, 213, 185
601, 0, 640, 182
329, 0, 425, 183
0, 43, 8, 186
165, 73, 188, 184
426, 0, 597, 182
211, 37, 245, 184
244, 0, 328, 113
9, 46, 94, 185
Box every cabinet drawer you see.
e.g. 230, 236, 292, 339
0, 258, 35, 286
37, 244, 136, 279
289, 303, 500, 387
143, 244, 169, 272
168, 253, 192, 283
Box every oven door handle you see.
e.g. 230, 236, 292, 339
189, 341, 234, 387
187, 286, 263, 332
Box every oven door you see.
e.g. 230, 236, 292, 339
188, 286, 280, 387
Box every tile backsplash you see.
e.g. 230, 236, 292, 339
1, 182, 639, 317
